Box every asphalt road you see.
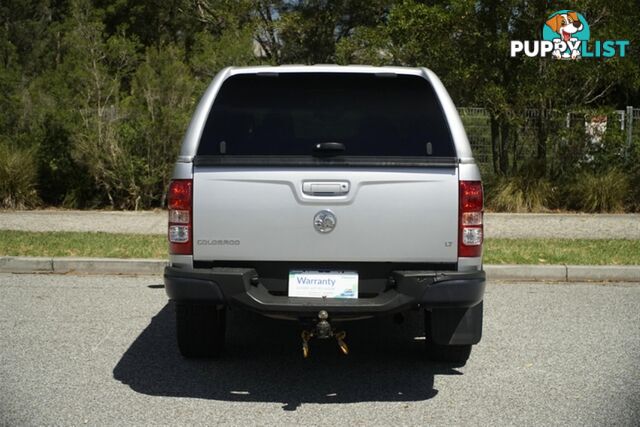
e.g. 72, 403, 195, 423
0, 274, 638, 426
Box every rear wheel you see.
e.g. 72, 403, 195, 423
424, 310, 472, 364
175, 303, 226, 358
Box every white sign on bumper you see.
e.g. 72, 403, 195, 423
288, 271, 359, 299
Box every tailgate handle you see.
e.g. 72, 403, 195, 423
302, 181, 350, 196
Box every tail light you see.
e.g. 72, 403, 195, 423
168, 179, 192, 255
459, 180, 483, 257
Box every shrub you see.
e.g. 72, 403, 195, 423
569, 168, 629, 213
0, 142, 40, 209
487, 175, 553, 212
36, 116, 97, 207
625, 136, 640, 212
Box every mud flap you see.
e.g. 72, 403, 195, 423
429, 301, 483, 345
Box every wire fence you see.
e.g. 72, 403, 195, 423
458, 106, 639, 177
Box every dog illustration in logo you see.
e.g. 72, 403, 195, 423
546, 11, 584, 59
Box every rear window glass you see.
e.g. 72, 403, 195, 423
198, 73, 455, 157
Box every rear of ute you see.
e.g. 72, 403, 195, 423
164, 66, 485, 362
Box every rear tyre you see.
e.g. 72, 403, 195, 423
175, 302, 226, 358
424, 310, 472, 364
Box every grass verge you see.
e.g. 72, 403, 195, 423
0, 230, 166, 259
485, 238, 640, 265
0, 230, 639, 265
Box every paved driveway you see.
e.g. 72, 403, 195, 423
0, 274, 638, 425
1, 210, 640, 239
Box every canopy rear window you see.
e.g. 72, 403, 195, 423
197, 73, 455, 158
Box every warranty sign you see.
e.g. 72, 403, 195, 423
288, 271, 359, 299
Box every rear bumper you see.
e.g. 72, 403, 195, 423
164, 266, 485, 320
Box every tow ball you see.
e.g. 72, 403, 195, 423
301, 310, 349, 358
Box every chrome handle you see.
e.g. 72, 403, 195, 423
302, 181, 350, 196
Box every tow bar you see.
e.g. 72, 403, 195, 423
301, 310, 349, 358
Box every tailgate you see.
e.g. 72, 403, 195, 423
193, 168, 459, 263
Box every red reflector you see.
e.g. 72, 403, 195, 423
168, 179, 192, 255
170, 240, 192, 255
168, 180, 192, 210
460, 181, 483, 211
459, 180, 483, 258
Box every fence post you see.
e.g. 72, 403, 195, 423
627, 106, 634, 160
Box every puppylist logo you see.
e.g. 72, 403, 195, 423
511, 10, 629, 59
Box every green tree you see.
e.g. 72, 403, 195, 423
336, 0, 640, 177
124, 44, 197, 207
1, 0, 638, 210
60, 0, 140, 208
255, 0, 392, 64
